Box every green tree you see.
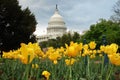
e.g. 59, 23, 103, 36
72, 32, 80, 42
39, 41, 48, 49
0, 0, 37, 53
61, 33, 72, 46
81, 19, 120, 46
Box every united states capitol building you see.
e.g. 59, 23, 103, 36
36, 5, 73, 43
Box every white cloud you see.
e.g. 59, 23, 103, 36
18, 0, 118, 36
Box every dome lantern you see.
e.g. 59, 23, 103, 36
55, 4, 59, 14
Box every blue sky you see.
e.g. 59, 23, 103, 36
18, 0, 118, 35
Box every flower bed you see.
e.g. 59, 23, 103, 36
0, 41, 120, 80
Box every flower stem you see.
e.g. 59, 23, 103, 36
69, 65, 72, 80
87, 56, 90, 79
106, 64, 113, 80
101, 55, 104, 79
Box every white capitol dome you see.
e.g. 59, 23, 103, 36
49, 10, 64, 24
47, 5, 67, 35
36, 5, 67, 43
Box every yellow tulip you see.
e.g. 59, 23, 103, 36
32, 64, 39, 69
53, 60, 58, 64
65, 58, 76, 66
100, 45, 105, 52
66, 42, 79, 57
42, 71, 51, 80
89, 41, 96, 50
83, 44, 89, 50
108, 53, 120, 66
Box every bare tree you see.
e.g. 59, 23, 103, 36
110, 0, 120, 23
